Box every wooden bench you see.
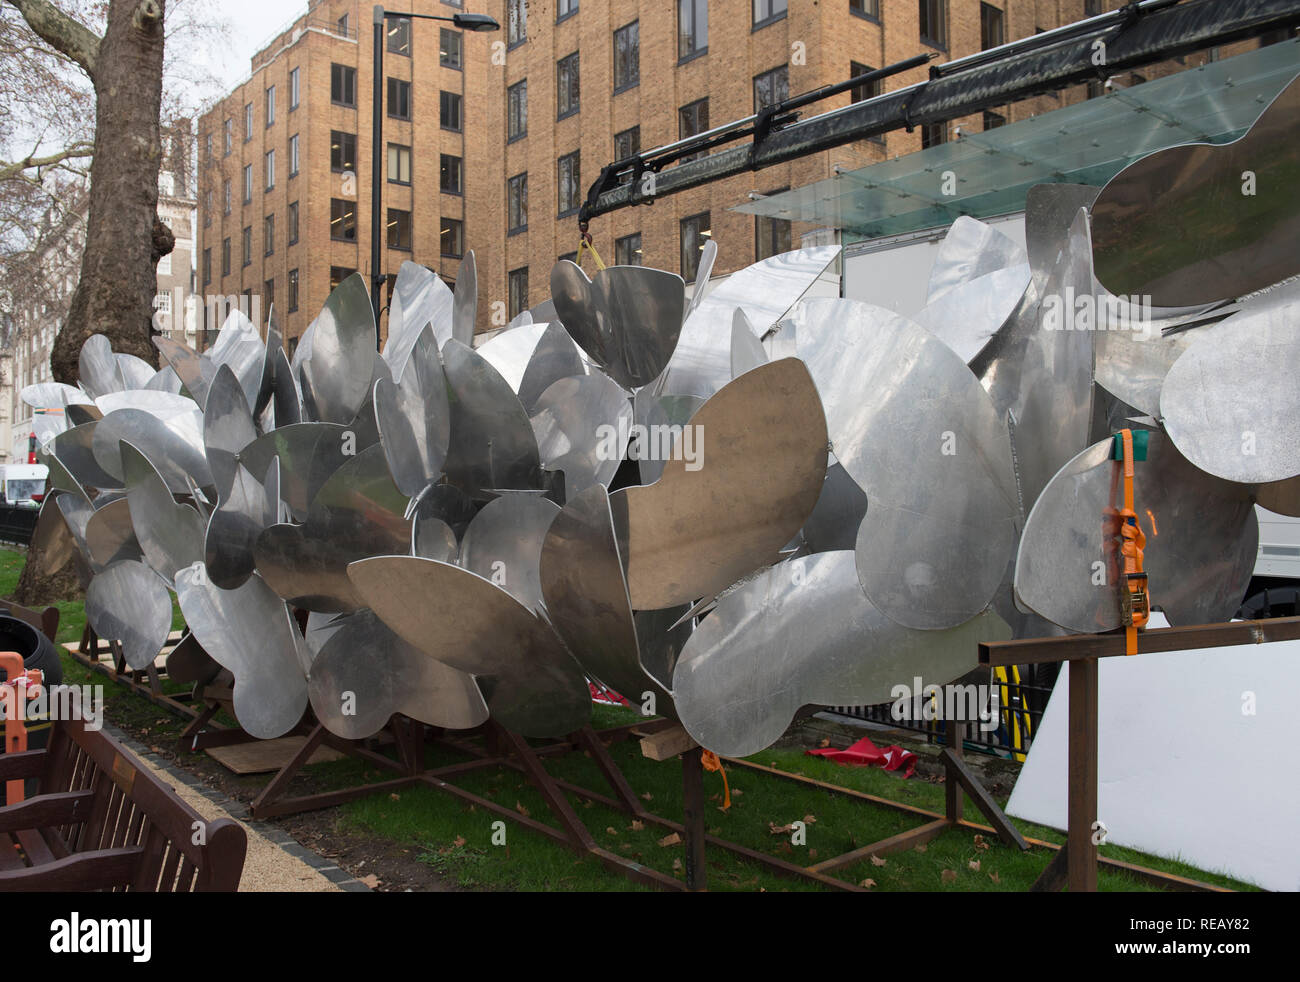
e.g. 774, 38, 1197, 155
0, 714, 246, 891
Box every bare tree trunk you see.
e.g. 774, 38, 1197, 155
11, 547, 81, 608
44, 0, 168, 383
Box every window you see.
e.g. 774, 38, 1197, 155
223, 118, 232, 155
244, 103, 254, 141
507, 80, 527, 141
679, 98, 710, 162
441, 91, 462, 131
753, 0, 787, 29
920, 0, 947, 49
441, 28, 462, 68
263, 278, 275, 308
204, 132, 213, 161
222, 237, 231, 276
388, 144, 412, 184
330, 266, 357, 291
851, 62, 885, 142
290, 67, 300, 109
557, 0, 578, 21
850, 0, 880, 19
243, 165, 253, 203
1084, 0, 1102, 15
264, 214, 275, 255
441, 218, 464, 258
755, 192, 791, 260
223, 179, 232, 215
614, 126, 640, 161
265, 149, 275, 190
332, 64, 357, 107
288, 201, 299, 245
204, 190, 212, 226
388, 16, 411, 55
508, 173, 528, 234
388, 78, 412, 120
154, 292, 171, 314
613, 22, 639, 92
158, 252, 171, 275
615, 233, 642, 266
921, 120, 947, 148
983, 109, 1006, 130
242, 226, 252, 267
387, 208, 412, 251
680, 212, 711, 280
266, 85, 275, 126
203, 248, 211, 286
754, 65, 789, 112
332, 131, 357, 173
557, 53, 580, 119
440, 154, 462, 193
980, 3, 1004, 50
289, 133, 300, 176
507, 0, 527, 46
288, 269, 299, 312
331, 198, 357, 241
678, 0, 708, 60
508, 268, 529, 319
337, 12, 350, 35
557, 151, 581, 217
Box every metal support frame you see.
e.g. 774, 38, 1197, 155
70, 627, 212, 726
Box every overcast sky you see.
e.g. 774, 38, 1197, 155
192, 0, 311, 95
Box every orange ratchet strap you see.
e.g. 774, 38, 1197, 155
700, 750, 730, 811
1115, 429, 1150, 655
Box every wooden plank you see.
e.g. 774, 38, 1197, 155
1067, 656, 1099, 892
1031, 846, 1069, 892
206, 734, 345, 774
809, 819, 949, 874
639, 724, 699, 762
0, 790, 96, 834
0, 832, 25, 871
980, 615, 1300, 666
0, 846, 143, 891
681, 748, 707, 891
939, 749, 1029, 850
14, 828, 55, 867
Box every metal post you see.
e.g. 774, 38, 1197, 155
371, 5, 385, 343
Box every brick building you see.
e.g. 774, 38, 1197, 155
196, 0, 1258, 345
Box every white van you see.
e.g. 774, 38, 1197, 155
0, 464, 49, 508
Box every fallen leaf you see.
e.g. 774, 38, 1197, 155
870, 854, 887, 867
968, 859, 981, 872
808, 849, 818, 859
607, 827, 618, 835
974, 834, 990, 852
630, 820, 645, 831
989, 871, 1001, 884
453, 836, 466, 848
818, 738, 830, 748
859, 878, 876, 889
803, 814, 817, 824
914, 843, 928, 853
389, 793, 401, 802
360, 874, 381, 889
731, 789, 743, 796
515, 801, 530, 818
941, 869, 957, 884
658, 832, 683, 847
672, 859, 683, 871
768, 822, 796, 835
641, 792, 653, 801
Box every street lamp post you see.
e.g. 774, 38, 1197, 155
370, 6, 500, 347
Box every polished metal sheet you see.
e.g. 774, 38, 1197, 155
256, 318, 284, 418
684, 239, 719, 321
1023, 184, 1100, 291
610, 358, 828, 609
452, 250, 478, 348
729, 309, 768, 379
29, 494, 77, 578
631, 388, 671, 485
121, 441, 206, 583
85, 560, 172, 670
50, 422, 120, 491
1258, 477, 1300, 518
373, 325, 450, 498
795, 298, 1017, 628
84, 498, 142, 570
94, 389, 201, 420
540, 484, 673, 712
475, 323, 547, 392
441, 339, 542, 500
237, 422, 352, 521
1092, 73, 1300, 307
517, 323, 587, 414
1094, 323, 1192, 419
913, 263, 1031, 364
203, 364, 257, 502
175, 565, 310, 740
145, 366, 184, 394
55, 492, 95, 564
412, 515, 458, 562
152, 335, 210, 408
801, 462, 868, 554
254, 443, 410, 612
1160, 288, 1300, 484
659, 245, 840, 404
268, 343, 302, 427
550, 261, 685, 390
309, 608, 489, 740
529, 373, 632, 500
115, 354, 156, 390
385, 261, 455, 382
205, 459, 279, 590
348, 556, 592, 737
926, 216, 1027, 303
300, 272, 377, 425
672, 551, 1012, 757
410, 483, 477, 548
65, 405, 102, 426
32, 412, 68, 448
78, 334, 123, 399
459, 492, 559, 614
165, 632, 222, 688
1015, 432, 1259, 632
92, 406, 212, 493
22, 382, 94, 411
205, 308, 265, 412
505, 309, 533, 330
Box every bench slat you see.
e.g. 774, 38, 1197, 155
0, 833, 25, 872
0, 846, 143, 891
0, 790, 96, 835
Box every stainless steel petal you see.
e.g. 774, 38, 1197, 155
237, 422, 353, 521
684, 239, 719, 320
78, 334, 123, 398
309, 608, 489, 740
29, 494, 77, 578
348, 556, 591, 737
115, 354, 156, 390
22, 382, 94, 411
385, 260, 455, 382
165, 632, 223, 688
50, 422, 120, 490
84, 498, 142, 570
610, 358, 828, 609
729, 309, 768, 379
550, 261, 685, 389
373, 325, 450, 497
517, 322, 587, 414
801, 461, 867, 554
926, 215, 1028, 303
631, 388, 671, 484
85, 560, 172, 670
795, 298, 1017, 628
204, 459, 279, 591
1258, 477, 1300, 517
175, 564, 310, 740
121, 441, 206, 584
672, 552, 1011, 757
204, 364, 258, 502
475, 323, 546, 392
458, 492, 559, 615
913, 263, 1031, 364
1015, 432, 1259, 632
529, 373, 632, 500
410, 483, 476, 547
300, 272, 377, 424
152, 335, 210, 408
92, 406, 213, 493
452, 250, 478, 347
55, 492, 95, 564
412, 515, 458, 561
145, 366, 184, 394
206, 307, 265, 412
94, 390, 202, 420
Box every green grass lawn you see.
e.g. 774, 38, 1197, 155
0, 548, 1260, 892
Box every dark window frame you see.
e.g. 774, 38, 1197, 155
331, 130, 357, 174
288, 268, 299, 312
440, 90, 463, 132
331, 198, 358, 242
507, 172, 528, 235
557, 150, 581, 218
850, 0, 881, 22
613, 21, 639, 94
441, 217, 465, 259
388, 16, 412, 56
919, 0, 949, 51
556, 52, 580, 120
753, 64, 790, 113
678, 0, 708, 63
508, 266, 530, 319
388, 143, 412, 185
331, 63, 358, 108
679, 98, 710, 162
615, 232, 642, 267
556, 0, 578, 24
507, 79, 528, 142
440, 153, 463, 194
264, 213, 275, 256
980, 2, 1004, 51
387, 207, 413, 252
387, 77, 412, 121
440, 28, 463, 69
755, 187, 792, 261
752, 0, 788, 31
507, 0, 527, 48
680, 211, 711, 281
287, 201, 299, 245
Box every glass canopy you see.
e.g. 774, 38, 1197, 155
734, 39, 1300, 242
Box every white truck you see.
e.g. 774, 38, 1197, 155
0, 463, 50, 508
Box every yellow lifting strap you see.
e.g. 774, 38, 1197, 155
576, 226, 607, 271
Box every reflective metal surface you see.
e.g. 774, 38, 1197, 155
78, 334, 123, 399
1015, 432, 1259, 632
153, 335, 210, 408
116, 354, 156, 391
84, 498, 142, 570
22, 381, 94, 411
913, 263, 1031, 364
550, 261, 685, 390
206, 309, 265, 413
92, 406, 213, 494
529, 373, 632, 500
85, 560, 172, 670
385, 261, 455, 382
1092, 73, 1300, 307
684, 239, 719, 321
517, 323, 587, 414
610, 358, 828, 609
205, 459, 279, 591
459, 493, 559, 614
410, 483, 477, 547
412, 515, 458, 562
29, 494, 77, 578
50, 422, 120, 491
1258, 477, 1300, 518
801, 462, 868, 555
176, 565, 310, 740
348, 556, 591, 737
121, 441, 206, 584
926, 215, 1027, 302
203, 364, 257, 502
238, 422, 353, 521
373, 325, 450, 498
441, 339, 542, 500
165, 632, 223, 688
308, 608, 489, 739
475, 323, 547, 392
729, 309, 768, 379
672, 552, 1011, 757
300, 272, 377, 424
796, 298, 1017, 629
452, 250, 478, 348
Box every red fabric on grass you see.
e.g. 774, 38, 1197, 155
806, 735, 917, 778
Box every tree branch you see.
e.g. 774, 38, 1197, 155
0, 141, 94, 181
4, 0, 102, 79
